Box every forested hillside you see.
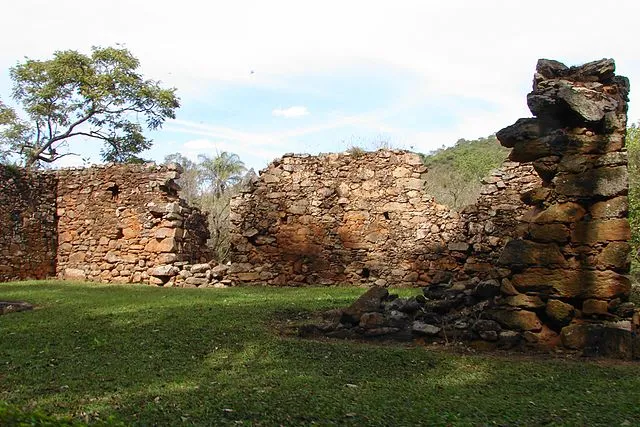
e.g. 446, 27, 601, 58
420, 135, 510, 209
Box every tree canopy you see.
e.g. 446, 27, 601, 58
0, 46, 179, 167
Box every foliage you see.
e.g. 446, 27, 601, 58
420, 135, 510, 209
0, 46, 179, 167
1, 281, 640, 425
198, 152, 246, 198
163, 151, 247, 262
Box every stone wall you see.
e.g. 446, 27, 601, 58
494, 58, 633, 346
0, 166, 57, 281
0, 163, 211, 285
228, 150, 541, 287
301, 58, 639, 359
54, 163, 211, 284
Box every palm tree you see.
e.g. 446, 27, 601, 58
197, 151, 246, 198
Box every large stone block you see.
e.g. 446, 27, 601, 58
487, 309, 542, 331
511, 268, 630, 299
571, 219, 631, 245
498, 239, 566, 267
554, 167, 627, 198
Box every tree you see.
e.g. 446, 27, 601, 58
0, 46, 179, 167
198, 151, 246, 197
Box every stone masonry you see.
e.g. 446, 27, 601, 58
228, 151, 540, 287
0, 163, 211, 285
301, 59, 640, 358
0, 166, 57, 281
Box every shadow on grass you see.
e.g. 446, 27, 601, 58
1, 281, 640, 425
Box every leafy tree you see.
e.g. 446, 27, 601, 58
198, 151, 246, 197
0, 46, 179, 167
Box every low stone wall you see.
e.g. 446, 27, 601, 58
0, 166, 57, 281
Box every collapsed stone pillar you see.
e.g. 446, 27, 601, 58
495, 58, 634, 351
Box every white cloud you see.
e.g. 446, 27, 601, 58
1, 0, 639, 169
272, 106, 309, 118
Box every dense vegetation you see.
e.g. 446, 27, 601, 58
1, 281, 640, 426
420, 135, 510, 209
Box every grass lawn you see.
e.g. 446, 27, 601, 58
1, 281, 640, 426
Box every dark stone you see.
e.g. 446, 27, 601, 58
569, 58, 616, 83
596, 242, 631, 270
545, 299, 575, 328
612, 302, 636, 318
509, 134, 566, 163
473, 280, 501, 298
498, 239, 566, 267
473, 319, 502, 333
520, 187, 551, 206
554, 167, 627, 198
532, 156, 559, 182
342, 286, 388, 323
496, 118, 544, 148
535, 59, 569, 80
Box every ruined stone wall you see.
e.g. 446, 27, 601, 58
228, 150, 541, 287
305, 59, 638, 359
494, 58, 633, 346
0, 163, 211, 285
54, 163, 211, 284
0, 166, 57, 281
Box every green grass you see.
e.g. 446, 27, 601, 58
1, 281, 640, 426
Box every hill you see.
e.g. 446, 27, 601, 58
420, 135, 510, 209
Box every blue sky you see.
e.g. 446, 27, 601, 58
1, 0, 639, 172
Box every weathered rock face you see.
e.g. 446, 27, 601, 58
0, 163, 211, 285
0, 167, 57, 281
229, 151, 539, 286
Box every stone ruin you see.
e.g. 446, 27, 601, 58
1, 57, 638, 357
295, 58, 639, 357
228, 152, 539, 286
0, 163, 212, 284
